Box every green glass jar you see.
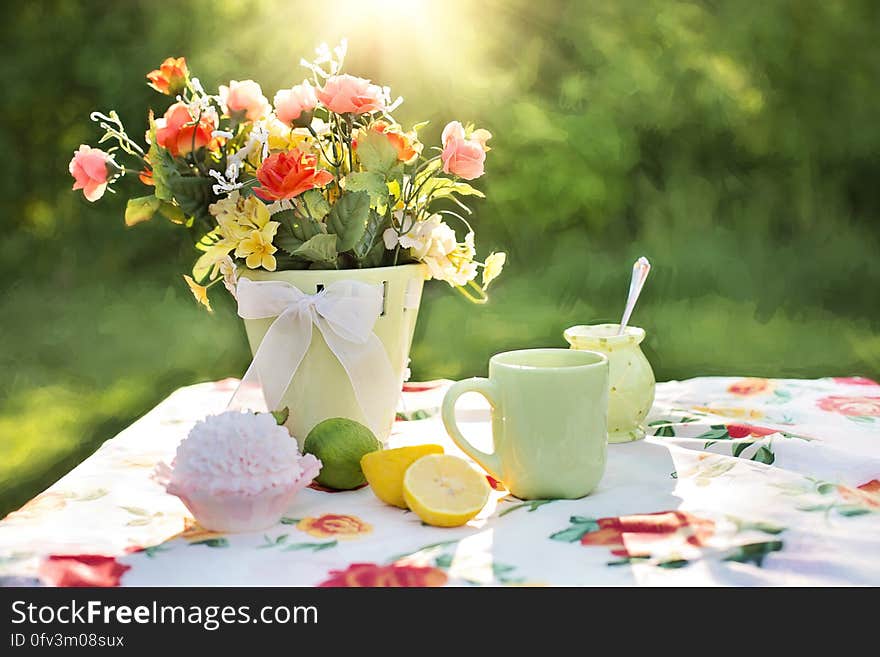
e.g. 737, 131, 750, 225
563, 324, 655, 443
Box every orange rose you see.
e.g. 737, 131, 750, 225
155, 102, 218, 158
318, 562, 447, 587
297, 514, 372, 539
253, 150, 334, 201
727, 378, 772, 396
146, 56, 188, 95
817, 395, 880, 417
580, 511, 715, 558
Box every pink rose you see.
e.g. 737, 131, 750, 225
69, 145, 114, 202
220, 79, 270, 121
273, 80, 318, 126
440, 121, 490, 180
317, 74, 385, 115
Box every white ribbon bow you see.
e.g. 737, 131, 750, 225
229, 277, 397, 436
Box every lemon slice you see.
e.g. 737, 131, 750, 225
361, 444, 444, 508
403, 454, 490, 527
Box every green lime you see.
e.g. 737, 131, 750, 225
303, 418, 381, 490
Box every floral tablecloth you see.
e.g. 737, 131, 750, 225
1, 376, 879, 586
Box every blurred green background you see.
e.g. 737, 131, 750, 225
2, 0, 878, 517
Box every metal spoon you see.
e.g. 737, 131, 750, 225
617, 256, 651, 335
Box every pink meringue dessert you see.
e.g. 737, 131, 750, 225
156, 410, 321, 533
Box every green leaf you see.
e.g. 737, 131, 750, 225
292, 233, 338, 262
696, 427, 731, 441
274, 208, 322, 245
280, 517, 300, 525
837, 505, 871, 517
271, 407, 289, 425
412, 159, 442, 189
816, 482, 836, 495
146, 113, 178, 202
417, 177, 485, 202
359, 240, 389, 268
190, 538, 229, 548
731, 441, 755, 458
796, 503, 833, 512
326, 191, 370, 252
301, 189, 331, 220
353, 210, 388, 262
123, 195, 186, 227
124, 196, 161, 226
120, 506, 150, 516
434, 554, 453, 569
657, 559, 690, 569
283, 540, 338, 552
846, 415, 875, 424
549, 519, 599, 543
569, 515, 595, 523
169, 176, 215, 223
723, 540, 783, 567
344, 172, 389, 208
751, 446, 775, 464
356, 128, 399, 175
652, 424, 676, 437
143, 545, 169, 558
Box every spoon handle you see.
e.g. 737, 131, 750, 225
618, 257, 651, 335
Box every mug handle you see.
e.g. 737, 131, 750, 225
442, 378, 503, 479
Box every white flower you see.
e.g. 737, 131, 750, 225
209, 169, 244, 195
391, 215, 478, 287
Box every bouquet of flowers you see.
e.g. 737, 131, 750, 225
69, 41, 505, 310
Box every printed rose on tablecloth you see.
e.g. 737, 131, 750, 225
297, 514, 372, 539
39, 555, 130, 587
727, 378, 774, 396
579, 511, 715, 558
550, 510, 785, 568
725, 424, 777, 438
318, 562, 447, 587
833, 377, 879, 386
816, 395, 880, 418
837, 480, 880, 510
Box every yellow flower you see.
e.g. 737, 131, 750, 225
482, 251, 506, 290
183, 275, 212, 312
266, 115, 311, 152
200, 192, 281, 276
235, 228, 278, 270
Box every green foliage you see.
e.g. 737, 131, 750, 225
343, 172, 388, 209
301, 189, 330, 220
326, 190, 371, 252
291, 233, 337, 263
355, 128, 399, 176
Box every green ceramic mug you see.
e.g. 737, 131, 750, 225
442, 348, 609, 500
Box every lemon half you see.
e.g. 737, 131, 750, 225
403, 454, 490, 527
361, 444, 444, 508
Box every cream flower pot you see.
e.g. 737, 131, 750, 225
238, 264, 427, 445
